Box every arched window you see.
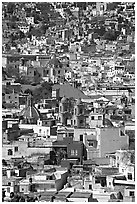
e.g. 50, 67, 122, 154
8, 149, 13, 155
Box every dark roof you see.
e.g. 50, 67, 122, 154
53, 83, 89, 99
89, 95, 113, 101
126, 186, 135, 189
114, 175, 126, 180
56, 192, 72, 198
52, 140, 67, 147
70, 192, 91, 198
48, 55, 62, 67
53, 139, 82, 147
105, 106, 117, 110
83, 158, 110, 166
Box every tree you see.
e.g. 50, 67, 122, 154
56, 149, 67, 165
6, 64, 19, 79
107, 3, 119, 11
29, 27, 43, 37
32, 82, 52, 103
24, 89, 33, 95
110, 193, 117, 200
117, 191, 123, 200
103, 30, 118, 41
7, 2, 16, 14
2, 189, 6, 201
120, 150, 135, 166
34, 70, 42, 84
19, 31, 25, 39
2, 159, 7, 166
41, 23, 49, 34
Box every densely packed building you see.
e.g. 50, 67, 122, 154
2, 2, 135, 202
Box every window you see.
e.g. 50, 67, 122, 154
128, 173, 132, 180
91, 116, 94, 120
8, 96, 11, 99
95, 178, 100, 184
75, 150, 78, 156
71, 150, 75, 156
118, 110, 122, 115
58, 70, 60, 74
51, 184, 55, 189
7, 187, 10, 193
98, 116, 102, 120
80, 135, 83, 142
71, 120, 73, 126
80, 120, 83, 124
129, 191, 134, 197
89, 185, 92, 190
79, 109, 83, 114
53, 70, 56, 75
89, 142, 94, 147
109, 182, 111, 186
69, 133, 74, 138
14, 147, 18, 152
8, 149, 13, 155
6, 82, 10, 85
120, 130, 125, 137
39, 129, 41, 133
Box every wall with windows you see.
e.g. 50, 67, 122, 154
2, 140, 51, 160
19, 124, 51, 137
124, 187, 135, 198
74, 128, 98, 145
5, 93, 19, 107
67, 141, 83, 164
74, 128, 89, 144
2, 141, 28, 160
89, 113, 103, 128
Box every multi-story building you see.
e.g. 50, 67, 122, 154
73, 127, 129, 159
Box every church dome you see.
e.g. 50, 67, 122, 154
19, 95, 41, 124
20, 106, 41, 120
